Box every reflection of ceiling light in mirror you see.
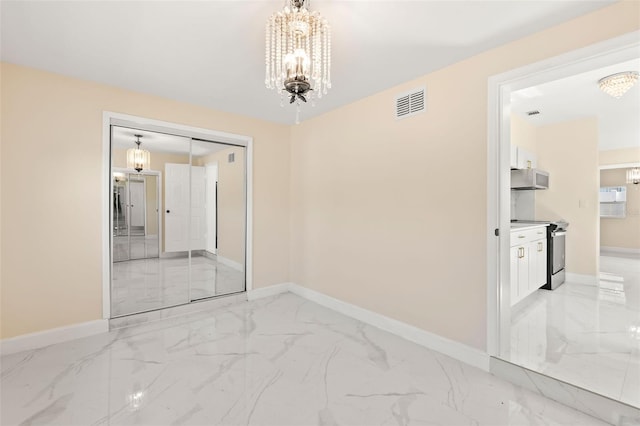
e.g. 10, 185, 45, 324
627, 167, 640, 184
598, 71, 639, 98
629, 324, 640, 340
126, 134, 151, 173
127, 390, 145, 411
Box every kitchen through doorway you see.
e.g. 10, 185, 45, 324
487, 32, 640, 410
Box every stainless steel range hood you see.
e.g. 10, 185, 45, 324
511, 168, 549, 190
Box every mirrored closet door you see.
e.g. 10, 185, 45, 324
110, 126, 246, 318
112, 172, 160, 262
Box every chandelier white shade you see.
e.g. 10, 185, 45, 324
265, 0, 331, 119
598, 71, 639, 98
126, 134, 150, 173
627, 167, 640, 185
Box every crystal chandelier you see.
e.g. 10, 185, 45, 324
265, 0, 331, 123
598, 71, 639, 98
126, 134, 150, 173
627, 167, 640, 185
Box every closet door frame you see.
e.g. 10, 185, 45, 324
103, 112, 253, 320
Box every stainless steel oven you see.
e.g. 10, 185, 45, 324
510, 220, 569, 290
550, 228, 567, 289
544, 221, 568, 290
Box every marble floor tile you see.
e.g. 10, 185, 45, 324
507, 255, 640, 408
111, 254, 244, 317
1, 294, 610, 425
113, 235, 160, 262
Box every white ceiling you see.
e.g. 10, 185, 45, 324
1, 1, 615, 125
511, 58, 640, 151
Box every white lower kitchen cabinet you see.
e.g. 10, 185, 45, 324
510, 225, 548, 306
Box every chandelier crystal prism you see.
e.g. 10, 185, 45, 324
598, 71, 639, 98
265, 0, 331, 123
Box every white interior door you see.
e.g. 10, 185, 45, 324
129, 180, 146, 230
191, 166, 206, 250
165, 163, 190, 252
205, 163, 218, 254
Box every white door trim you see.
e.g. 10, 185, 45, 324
486, 31, 640, 357
102, 112, 254, 320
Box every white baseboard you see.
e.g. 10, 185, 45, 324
287, 283, 490, 372
246, 282, 291, 301
0, 319, 108, 356
565, 273, 598, 286
600, 246, 640, 255
217, 255, 244, 272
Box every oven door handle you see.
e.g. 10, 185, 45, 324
552, 231, 567, 237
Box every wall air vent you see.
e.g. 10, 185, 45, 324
526, 110, 540, 116
395, 87, 426, 120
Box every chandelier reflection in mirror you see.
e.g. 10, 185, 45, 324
126, 134, 150, 173
265, 0, 331, 123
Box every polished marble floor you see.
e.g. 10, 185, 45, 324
113, 235, 160, 262
112, 254, 244, 317
1, 293, 608, 425
508, 255, 640, 407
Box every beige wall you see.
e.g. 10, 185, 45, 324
289, 2, 638, 350
0, 63, 291, 339
511, 114, 538, 154
536, 118, 600, 276
599, 147, 640, 166
600, 168, 640, 250
195, 146, 246, 265
1, 2, 638, 344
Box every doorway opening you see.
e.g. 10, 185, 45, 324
487, 32, 640, 409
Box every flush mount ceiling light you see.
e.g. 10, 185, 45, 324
265, 0, 331, 123
126, 134, 150, 173
598, 71, 639, 98
627, 167, 640, 185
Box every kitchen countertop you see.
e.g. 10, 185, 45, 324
510, 223, 549, 232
